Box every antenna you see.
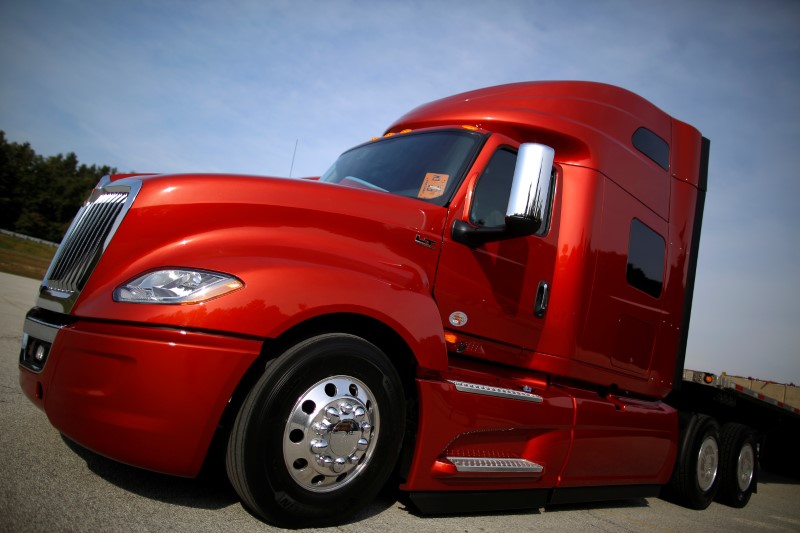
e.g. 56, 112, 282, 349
289, 139, 298, 178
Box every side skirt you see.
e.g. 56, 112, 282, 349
408, 484, 662, 515
548, 484, 662, 505
408, 489, 549, 515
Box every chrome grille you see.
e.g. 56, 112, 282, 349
46, 191, 128, 293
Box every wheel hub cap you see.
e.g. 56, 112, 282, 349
737, 443, 755, 491
696, 435, 719, 492
283, 376, 379, 493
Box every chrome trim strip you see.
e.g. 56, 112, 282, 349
23, 316, 61, 343
447, 456, 544, 474
447, 380, 543, 403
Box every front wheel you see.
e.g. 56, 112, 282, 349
226, 334, 406, 528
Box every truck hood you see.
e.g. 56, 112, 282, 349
68, 173, 450, 336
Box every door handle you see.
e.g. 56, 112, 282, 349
534, 280, 549, 318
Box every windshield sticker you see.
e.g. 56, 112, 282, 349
418, 173, 450, 199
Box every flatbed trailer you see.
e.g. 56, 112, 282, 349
671, 370, 800, 480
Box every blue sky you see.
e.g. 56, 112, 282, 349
1, 0, 799, 384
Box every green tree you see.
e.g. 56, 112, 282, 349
0, 131, 116, 242
0, 131, 39, 231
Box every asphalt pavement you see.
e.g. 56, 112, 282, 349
1, 271, 799, 532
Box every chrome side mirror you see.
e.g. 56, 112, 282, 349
505, 143, 555, 236
452, 143, 554, 247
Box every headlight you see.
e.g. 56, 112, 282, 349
114, 269, 243, 304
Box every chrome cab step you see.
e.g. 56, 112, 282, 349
447, 380, 543, 403
447, 456, 544, 474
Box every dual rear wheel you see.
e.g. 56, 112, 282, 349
669, 415, 756, 509
717, 423, 757, 508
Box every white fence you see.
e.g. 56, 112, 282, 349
0, 229, 58, 247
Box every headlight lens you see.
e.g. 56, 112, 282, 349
114, 269, 243, 304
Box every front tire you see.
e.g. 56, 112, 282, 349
716, 423, 757, 508
226, 333, 405, 527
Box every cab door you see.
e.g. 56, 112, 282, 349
433, 135, 560, 363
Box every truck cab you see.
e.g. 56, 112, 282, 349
20, 81, 714, 527
382, 81, 707, 400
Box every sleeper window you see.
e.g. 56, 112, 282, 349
626, 219, 665, 298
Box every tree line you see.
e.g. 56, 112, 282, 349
0, 130, 116, 243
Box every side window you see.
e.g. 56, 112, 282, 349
632, 127, 669, 170
626, 219, 665, 298
469, 148, 517, 228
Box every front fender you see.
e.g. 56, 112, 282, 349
76, 254, 448, 373
69, 176, 449, 371
247, 260, 449, 372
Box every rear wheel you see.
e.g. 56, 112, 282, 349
668, 414, 721, 509
716, 423, 757, 508
226, 333, 405, 528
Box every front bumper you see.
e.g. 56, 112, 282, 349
19, 309, 263, 477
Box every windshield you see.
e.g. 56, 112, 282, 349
320, 130, 484, 206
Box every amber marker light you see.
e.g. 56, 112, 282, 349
703, 373, 714, 384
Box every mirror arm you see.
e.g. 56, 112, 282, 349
451, 218, 540, 248
451, 220, 503, 247
505, 215, 542, 236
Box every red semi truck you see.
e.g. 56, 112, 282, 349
18, 81, 795, 527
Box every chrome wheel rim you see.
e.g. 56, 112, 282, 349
283, 375, 379, 493
737, 442, 755, 492
696, 435, 719, 492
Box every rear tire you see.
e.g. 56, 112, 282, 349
716, 423, 757, 508
668, 414, 720, 509
225, 333, 405, 528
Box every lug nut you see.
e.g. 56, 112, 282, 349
325, 406, 340, 422
332, 457, 346, 473
313, 420, 332, 434
310, 438, 328, 452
